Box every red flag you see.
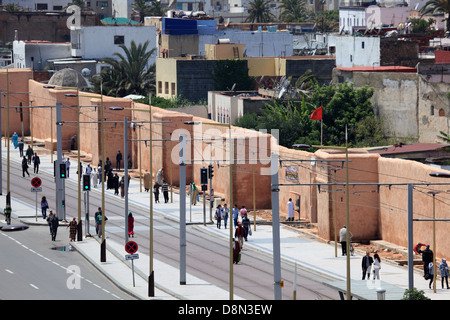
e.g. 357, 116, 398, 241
311, 106, 322, 120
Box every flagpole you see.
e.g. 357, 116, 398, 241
321, 119, 323, 145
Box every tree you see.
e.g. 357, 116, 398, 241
420, 0, 450, 34
91, 40, 156, 97
438, 130, 450, 143
402, 288, 429, 300
279, 0, 308, 22
132, 0, 151, 23
234, 81, 388, 148
245, 0, 275, 23
212, 60, 255, 91
148, 1, 166, 16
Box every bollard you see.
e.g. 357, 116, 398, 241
376, 288, 386, 300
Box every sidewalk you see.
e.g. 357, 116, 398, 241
2, 140, 449, 300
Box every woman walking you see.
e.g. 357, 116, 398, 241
373, 252, 381, 279
41, 196, 49, 219
67, 217, 78, 242
128, 212, 135, 238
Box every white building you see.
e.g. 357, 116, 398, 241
3, 0, 112, 18
70, 25, 158, 65
339, 7, 367, 34
335, 36, 380, 68
199, 30, 293, 57
13, 40, 71, 70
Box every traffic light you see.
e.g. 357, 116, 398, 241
208, 164, 214, 179
83, 174, 91, 191
200, 167, 208, 185
59, 163, 66, 178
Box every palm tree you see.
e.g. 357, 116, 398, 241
420, 0, 450, 33
132, 0, 151, 22
245, 0, 275, 23
92, 40, 156, 97
279, 0, 308, 22
149, 1, 166, 16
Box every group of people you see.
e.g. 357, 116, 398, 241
361, 251, 382, 280
13, 133, 40, 178
153, 168, 170, 204
220, 204, 253, 264
415, 243, 449, 289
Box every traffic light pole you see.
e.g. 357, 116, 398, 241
55, 102, 65, 221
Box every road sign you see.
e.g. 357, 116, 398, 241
31, 177, 42, 188
125, 241, 138, 254
31, 187, 42, 192
125, 254, 139, 260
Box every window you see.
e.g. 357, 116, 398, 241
36, 3, 48, 10
165, 82, 169, 94
362, 41, 365, 49
53, 5, 63, 10
350, 55, 352, 62
114, 36, 124, 45
171, 82, 175, 95
158, 81, 162, 94
96, 1, 108, 7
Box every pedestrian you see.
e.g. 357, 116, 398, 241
70, 134, 77, 150
47, 211, 54, 234
414, 242, 426, 255
190, 183, 198, 205
215, 204, 222, 229
362, 251, 373, 280
92, 168, 98, 188
233, 204, 239, 227
65, 157, 71, 178
97, 165, 102, 184
85, 164, 92, 175
41, 196, 49, 219
420, 244, 433, 277
95, 208, 101, 236
144, 170, 151, 192
77, 162, 83, 180
156, 168, 164, 186
32, 152, 40, 174
113, 173, 119, 195
233, 238, 241, 264
428, 261, 434, 289
339, 225, 352, 256
116, 150, 122, 170
153, 183, 160, 203
128, 212, 134, 238
26, 145, 33, 164
12, 132, 18, 149
373, 252, 381, 280
239, 206, 247, 224
120, 176, 125, 198
50, 214, 59, 241
67, 217, 78, 242
287, 198, 294, 221
235, 222, 245, 249
22, 156, 30, 177
95, 207, 107, 238
223, 204, 229, 229
162, 180, 169, 203
242, 213, 251, 241
440, 258, 449, 289
107, 170, 114, 189
18, 139, 24, 157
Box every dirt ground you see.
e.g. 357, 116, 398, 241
254, 210, 408, 263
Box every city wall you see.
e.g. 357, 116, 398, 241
1, 69, 450, 259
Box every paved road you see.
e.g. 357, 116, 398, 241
4, 149, 339, 300
0, 215, 135, 300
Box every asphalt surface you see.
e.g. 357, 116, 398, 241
2, 139, 449, 301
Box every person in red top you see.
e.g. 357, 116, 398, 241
128, 212, 135, 237
414, 243, 426, 255
235, 222, 245, 249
